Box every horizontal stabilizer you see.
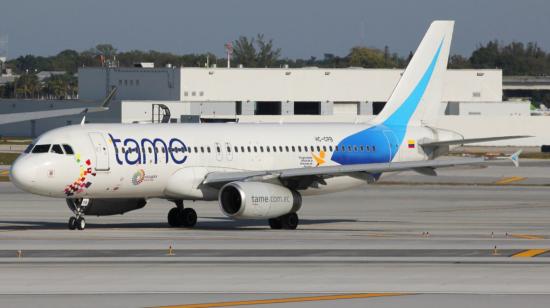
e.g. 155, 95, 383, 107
419, 135, 531, 147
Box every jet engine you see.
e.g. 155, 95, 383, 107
66, 198, 146, 216
219, 182, 301, 219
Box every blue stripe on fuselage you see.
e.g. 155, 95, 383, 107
331, 39, 444, 165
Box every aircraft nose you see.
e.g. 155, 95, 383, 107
10, 157, 37, 192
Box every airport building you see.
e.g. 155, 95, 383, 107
0, 65, 546, 147
78, 66, 514, 123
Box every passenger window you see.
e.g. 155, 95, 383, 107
373, 146, 376, 151
201, 147, 204, 153
366, 145, 370, 152
24, 144, 34, 153
266, 147, 270, 152
341, 146, 346, 153
310, 146, 314, 152
322, 146, 327, 152
272, 146, 277, 152
291, 146, 295, 152
234, 146, 238, 153
254, 146, 257, 152
285, 146, 289, 152
148, 147, 152, 154
241, 146, 245, 152
207, 147, 211, 153
348, 145, 352, 151
248, 146, 251, 152
32, 144, 51, 153
298, 146, 302, 152
279, 146, 283, 152
194, 147, 198, 153
334, 146, 339, 152
51, 144, 64, 154
354, 145, 358, 152
316, 146, 321, 152
216, 146, 221, 153
260, 146, 264, 152
227, 147, 231, 153
329, 146, 333, 152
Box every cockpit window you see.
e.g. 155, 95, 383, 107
32, 144, 51, 153
51, 144, 64, 154
24, 144, 34, 154
62, 144, 74, 155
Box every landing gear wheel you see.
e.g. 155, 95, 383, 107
168, 207, 181, 227
68, 216, 77, 230
76, 217, 86, 230
281, 213, 299, 230
268, 218, 282, 229
180, 208, 197, 228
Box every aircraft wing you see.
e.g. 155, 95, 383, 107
202, 153, 518, 189
419, 135, 530, 147
0, 87, 117, 125
0, 107, 108, 125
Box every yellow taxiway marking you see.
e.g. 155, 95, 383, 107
511, 234, 545, 240
494, 176, 526, 185
512, 249, 549, 258
0, 170, 9, 176
156, 293, 411, 308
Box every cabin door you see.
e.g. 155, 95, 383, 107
88, 132, 110, 171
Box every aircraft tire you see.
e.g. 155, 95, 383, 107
68, 216, 77, 230
180, 208, 197, 228
268, 218, 282, 229
168, 207, 181, 227
280, 213, 299, 230
76, 217, 86, 230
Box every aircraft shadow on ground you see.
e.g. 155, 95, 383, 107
0, 218, 358, 231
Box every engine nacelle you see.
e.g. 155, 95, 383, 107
66, 198, 146, 216
219, 182, 301, 219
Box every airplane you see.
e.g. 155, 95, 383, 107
9, 21, 526, 231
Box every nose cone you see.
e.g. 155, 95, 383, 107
10, 156, 37, 193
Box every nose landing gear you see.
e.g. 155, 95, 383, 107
66, 198, 88, 230
167, 200, 197, 228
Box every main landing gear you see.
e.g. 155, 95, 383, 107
268, 212, 299, 230
167, 200, 197, 228
66, 199, 87, 230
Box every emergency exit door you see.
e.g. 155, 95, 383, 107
88, 132, 110, 171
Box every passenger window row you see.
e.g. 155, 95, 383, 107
118, 144, 377, 155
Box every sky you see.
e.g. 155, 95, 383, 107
1, 0, 550, 60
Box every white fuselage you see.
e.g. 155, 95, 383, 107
10, 123, 445, 200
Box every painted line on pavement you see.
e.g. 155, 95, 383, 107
511, 249, 549, 258
494, 176, 526, 185
511, 234, 545, 240
155, 292, 412, 308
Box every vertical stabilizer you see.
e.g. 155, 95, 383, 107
372, 21, 454, 126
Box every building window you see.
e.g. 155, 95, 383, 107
184, 91, 188, 97
129, 80, 133, 86
199, 91, 204, 96
118, 80, 122, 86
192, 91, 196, 96
136, 80, 140, 86
124, 80, 128, 86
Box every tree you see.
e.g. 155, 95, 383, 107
232, 34, 281, 68
348, 47, 386, 68
14, 74, 40, 99
232, 36, 257, 67
255, 34, 281, 67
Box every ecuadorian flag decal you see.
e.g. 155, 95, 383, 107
408, 139, 416, 149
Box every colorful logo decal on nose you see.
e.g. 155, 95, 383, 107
64, 155, 96, 197
132, 169, 145, 185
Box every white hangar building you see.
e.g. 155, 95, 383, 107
78, 66, 521, 124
